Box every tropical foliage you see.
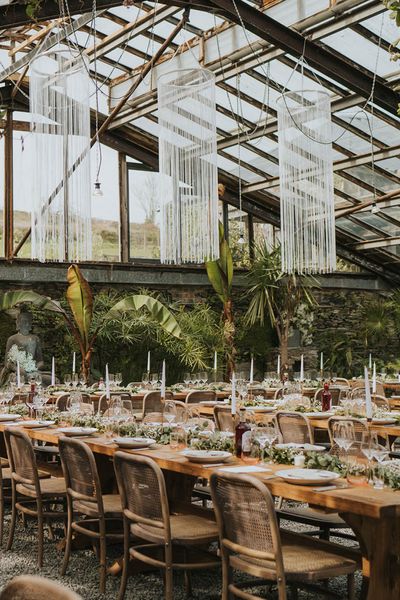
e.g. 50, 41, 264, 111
0, 265, 181, 383
245, 242, 317, 367
206, 222, 236, 377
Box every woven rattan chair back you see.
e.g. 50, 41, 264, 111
372, 394, 390, 409
56, 393, 92, 412
11, 393, 29, 405
273, 387, 284, 400
210, 472, 286, 599
247, 387, 267, 400
0, 575, 82, 600
58, 437, 103, 509
185, 390, 216, 404
114, 451, 170, 539
142, 391, 172, 417
275, 411, 314, 444
214, 406, 239, 433
4, 428, 39, 491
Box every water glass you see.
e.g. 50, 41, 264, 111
170, 428, 186, 450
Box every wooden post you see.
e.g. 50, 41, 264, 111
4, 109, 13, 260
118, 152, 129, 262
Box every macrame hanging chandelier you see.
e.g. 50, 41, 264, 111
30, 48, 92, 262
277, 90, 336, 274
157, 68, 219, 264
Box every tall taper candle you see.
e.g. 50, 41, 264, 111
105, 364, 110, 400
277, 355, 281, 377
72, 352, 76, 374
369, 353, 372, 370
51, 356, 55, 387
364, 366, 373, 420
17, 360, 21, 388
372, 362, 376, 394
231, 372, 236, 415
300, 354, 304, 382
214, 351, 217, 371
320, 352, 323, 372
161, 360, 166, 400
249, 355, 254, 384
147, 351, 151, 373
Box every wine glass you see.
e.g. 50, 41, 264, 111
163, 401, 177, 425
150, 373, 158, 389
141, 372, 149, 388
68, 391, 81, 415
332, 421, 355, 454
64, 374, 72, 388
183, 373, 191, 387
254, 425, 277, 463
79, 372, 86, 388
71, 373, 79, 388
371, 438, 390, 489
115, 373, 122, 387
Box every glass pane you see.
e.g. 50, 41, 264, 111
91, 144, 120, 261
128, 169, 160, 260
13, 130, 32, 258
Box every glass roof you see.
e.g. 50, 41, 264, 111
0, 0, 400, 276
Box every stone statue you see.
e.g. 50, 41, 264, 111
1, 310, 50, 385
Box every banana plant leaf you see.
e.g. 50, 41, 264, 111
66, 265, 93, 352
0, 290, 64, 314
106, 294, 181, 338
206, 221, 233, 303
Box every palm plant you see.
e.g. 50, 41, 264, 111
0, 265, 181, 383
245, 242, 317, 367
206, 222, 235, 377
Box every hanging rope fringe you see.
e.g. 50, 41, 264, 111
30, 48, 92, 262
277, 90, 336, 275
157, 68, 219, 264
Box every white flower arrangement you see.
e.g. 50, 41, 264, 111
8, 344, 37, 373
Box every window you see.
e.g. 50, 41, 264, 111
128, 166, 161, 260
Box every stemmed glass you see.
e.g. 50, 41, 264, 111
71, 373, 79, 388
332, 421, 356, 457
64, 374, 72, 388
141, 372, 150, 388
115, 373, 122, 388
254, 425, 277, 463
163, 401, 177, 426
371, 437, 390, 489
183, 373, 191, 387
361, 432, 379, 483
79, 372, 86, 388
150, 373, 158, 389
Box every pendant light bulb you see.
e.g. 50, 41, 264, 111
93, 181, 103, 197
371, 203, 380, 214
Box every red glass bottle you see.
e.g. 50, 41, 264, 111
235, 408, 251, 458
322, 382, 332, 412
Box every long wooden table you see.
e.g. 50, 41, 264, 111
1, 422, 400, 599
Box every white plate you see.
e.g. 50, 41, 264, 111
57, 427, 98, 436
0, 414, 21, 422
245, 405, 276, 412
199, 401, 219, 406
275, 443, 326, 452
113, 437, 156, 449
18, 420, 55, 429
181, 450, 232, 464
276, 468, 340, 485
304, 412, 334, 419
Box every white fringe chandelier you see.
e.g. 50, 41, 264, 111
157, 68, 219, 264
277, 90, 336, 274
30, 48, 92, 262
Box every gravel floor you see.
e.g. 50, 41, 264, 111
0, 508, 362, 599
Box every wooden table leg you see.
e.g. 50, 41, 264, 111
341, 512, 400, 600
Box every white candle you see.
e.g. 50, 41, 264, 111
372, 362, 376, 395
147, 351, 151, 373
320, 352, 323, 372
398, 373, 400, 383
300, 354, 304, 382
369, 353, 372, 370
105, 364, 110, 400
277, 354, 281, 377
214, 351, 217, 371
17, 360, 21, 388
161, 360, 166, 399
51, 356, 55, 386
249, 355, 254, 384
231, 372, 236, 415
364, 366, 373, 420
72, 352, 76, 374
